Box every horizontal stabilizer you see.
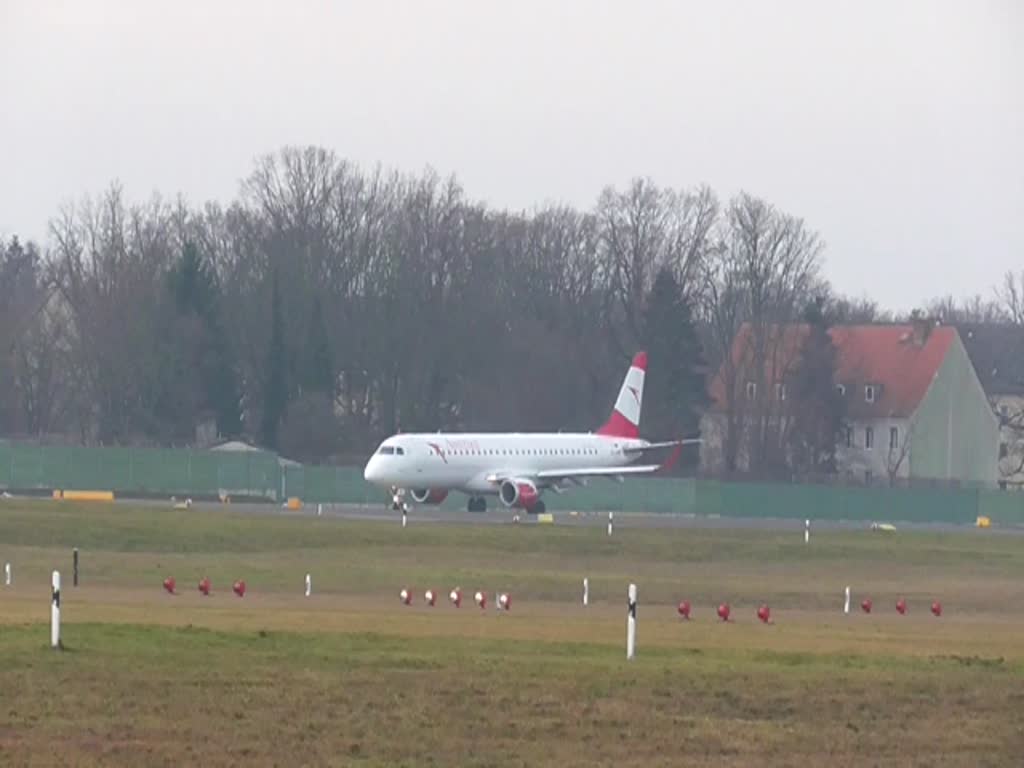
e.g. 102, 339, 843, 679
622, 438, 702, 454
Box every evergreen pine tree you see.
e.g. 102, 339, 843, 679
302, 295, 334, 397
261, 269, 288, 450
206, 313, 243, 439
789, 296, 845, 475
641, 267, 709, 469
166, 241, 242, 439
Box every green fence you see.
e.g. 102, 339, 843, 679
0, 441, 281, 500
2, 440, 1023, 525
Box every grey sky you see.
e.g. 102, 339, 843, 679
1, 1, 1020, 313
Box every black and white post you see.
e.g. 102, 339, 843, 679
608, 511, 614, 537
73, 548, 79, 587
51, 570, 61, 650
582, 577, 589, 607
844, 585, 850, 614
626, 583, 637, 660
4, 562, 10, 586
804, 518, 810, 544
305, 573, 311, 598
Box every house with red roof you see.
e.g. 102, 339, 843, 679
701, 317, 1000, 486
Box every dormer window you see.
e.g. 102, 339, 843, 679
746, 381, 757, 400
864, 384, 876, 404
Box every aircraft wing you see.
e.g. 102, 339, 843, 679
486, 464, 666, 488
535, 464, 665, 480
512, 442, 684, 484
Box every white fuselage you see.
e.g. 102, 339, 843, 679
363, 432, 648, 494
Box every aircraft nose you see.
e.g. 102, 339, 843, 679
363, 458, 379, 483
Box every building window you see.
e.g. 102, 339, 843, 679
836, 384, 846, 397
845, 427, 852, 448
865, 385, 876, 403
889, 427, 898, 450
775, 383, 787, 401
1000, 442, 1009, 459
746, 381, 757, 400
864, 470, 873, 485
865, 427, 874, 449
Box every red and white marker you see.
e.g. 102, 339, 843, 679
896, 598, 907, 615
498, 592, 510, 611
233, 580, 246, 598
449, 588, 462, 608
717, 603, 731, 622
400, 587, 412, 605
425, 589, 436, 607
474, 590, 486, 609
677, 600, 691, 620
162, 577, 176, 595
757, 604, 771, 624
931, 601, 942, 617
198, 577, 211, 596
861, 598, 873, 614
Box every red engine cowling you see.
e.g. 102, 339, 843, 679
410, 488, 448, 504
499, 479, 540, 510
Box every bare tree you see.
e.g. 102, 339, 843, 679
886, 421, 915, 485
996, 271, 1024, 325
7, 145, 866, 465
924, 294, 1008, 324
703, 193, 824, 476
50, 184, 178, 443
597, 179, 718, 360
825, 293, 894, 324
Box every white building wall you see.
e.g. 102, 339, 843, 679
835, 417, 912, 485
993, 394, 1024, 489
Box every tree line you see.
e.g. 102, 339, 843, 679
0, 145, 1019, 470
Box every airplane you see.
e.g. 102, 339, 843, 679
362, 351, 701, 514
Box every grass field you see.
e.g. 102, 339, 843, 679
1, 500, 1023, 766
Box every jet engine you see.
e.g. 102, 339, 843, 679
499, 479, 540, 510
410, 488, 449, 504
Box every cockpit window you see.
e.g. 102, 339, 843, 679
396, 447, 405, 455
379, 446, 395, 455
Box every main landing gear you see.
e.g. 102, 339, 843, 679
530, 500, 547, 515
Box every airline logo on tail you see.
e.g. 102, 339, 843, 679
627, 385, 641, 406
596, 352, 646, 439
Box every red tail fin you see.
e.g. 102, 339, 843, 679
596, 352, 647, 438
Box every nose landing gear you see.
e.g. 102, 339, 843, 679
467, 496, 487, 513
390, 487, 409, 514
